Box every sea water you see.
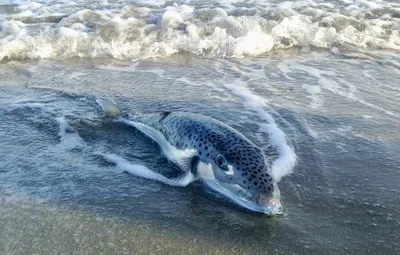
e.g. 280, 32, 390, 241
0, 0, 399, 254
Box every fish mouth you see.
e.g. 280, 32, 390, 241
257, 192, 283, 215
196, 161, 283, 215
201, 178, 283, 215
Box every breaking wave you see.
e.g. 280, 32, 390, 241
1, 0, 399, 60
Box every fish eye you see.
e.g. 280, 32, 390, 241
216, 154, 228, 171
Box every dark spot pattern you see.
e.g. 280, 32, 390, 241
138, 111, 276, 198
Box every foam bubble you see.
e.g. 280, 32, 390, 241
220, 79, 297, 182
1, 1, 399, 60
302, 84, 323, 109
16, 1, 42, 11
162, 11, 184, 28
136, 0, 166, 7
0, 20, 26, 40
6, 101, 57, 118
10, 10, 35, 19
100, 153, 196, 187
234, 28, 274, 57
58, 27, 81, 38
166, 4, 194, 14
281, 61, 395, 115
56, 116, 86, 150
96, 63, 165, 76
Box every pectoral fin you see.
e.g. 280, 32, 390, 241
120, 119, 200, 174
177, 154, 200, 174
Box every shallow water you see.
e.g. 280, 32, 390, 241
1, 0, 400, 254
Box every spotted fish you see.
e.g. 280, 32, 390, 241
97, 98, 282, 215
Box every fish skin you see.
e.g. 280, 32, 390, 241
96, 98, 282, 214
128, 111, 276, 197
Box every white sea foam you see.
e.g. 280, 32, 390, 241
67, 71, 88, 80
1, 0, 399, 60
7, 102, 48, 112
302, 84, 323, 109
280, 60, 395, 115
56, 116, 86, 150
97, 63, 165, 76
100, 153, 196, 187
15, 1, 42, 12
222, 82, 297, 182
4, 100, 60, 124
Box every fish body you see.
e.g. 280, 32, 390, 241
97, 99, 282, 215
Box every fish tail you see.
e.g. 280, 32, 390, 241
96, 97, 123, 117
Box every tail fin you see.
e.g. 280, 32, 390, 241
96, 98, 122, 117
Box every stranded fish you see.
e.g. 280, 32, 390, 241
97, 98, 282, 215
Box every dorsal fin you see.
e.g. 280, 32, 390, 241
96, 98, 122, 117
159, 111, 171, 122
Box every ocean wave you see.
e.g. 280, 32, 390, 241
1, 0, 399, 60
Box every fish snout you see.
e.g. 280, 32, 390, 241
257, 185, 282, 215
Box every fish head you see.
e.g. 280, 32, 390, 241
196, 145, 282, 215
